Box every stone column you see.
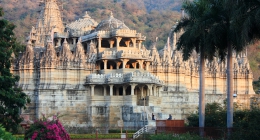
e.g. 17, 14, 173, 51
147, 85, 152, 96
109, 39, 115, 48
125, 40, 130, 47
123, 85, 126, 96
130, 84, 137, 95
73, 38, 77, 45
137, 40, 142, 49
116, 37, 122, 49
121, 59, 129, 69
145, 62, 150, 71
103, 85, 107, 96
90, 85, 95, 96
109, 85, 113, 96
137, 60, 144, 69
131, 38, 137, 48
139, 86, 144, 97
103, 60, 107, 70
98, 36, 102, 49
153, 85, 157, 96
116, 62, 121, 69
58, 38, 61, 46
116, 86, 119, 96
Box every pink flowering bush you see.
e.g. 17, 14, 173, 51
25, 114, 70, 140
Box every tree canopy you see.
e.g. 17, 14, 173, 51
0, 7, 30, 132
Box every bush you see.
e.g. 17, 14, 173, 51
25, 114, 70, 140
0, 124, 21, 140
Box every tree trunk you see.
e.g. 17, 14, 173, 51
227, 42, 233, 133
199, 51, 205, 137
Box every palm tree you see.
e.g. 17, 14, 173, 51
202, 0, 255, 130
174, 0, 214, 136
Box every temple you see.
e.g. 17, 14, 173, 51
13, 0, 256, 129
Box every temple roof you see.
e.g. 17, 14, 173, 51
66, 11, 98, 31
95, 12, 129, 31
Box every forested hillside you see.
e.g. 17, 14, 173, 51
1, 0, 260, 81
0, 0, 181, 50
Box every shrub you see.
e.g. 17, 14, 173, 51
25, 114, 70, 140
0, 124, 21, 140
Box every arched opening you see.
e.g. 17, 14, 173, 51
113, 86, 117, 96
107, 61, 117, 69
126, 60, 136, 68
119, 39, 127, 47
101, 40, 110, 48
94, 85, 103, 96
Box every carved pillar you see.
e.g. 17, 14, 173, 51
125, 40, 130, 47
90, 85, 95, 96
73, 38, 77, 45
109, 85, 113, 96
139, 86, 144, 97
109, 39, 115, 48
137, 41, 142, 49
121, 59, 129, 69
152, 85, 156, 96
103, 85, 107, 96
131, 38, 137, 48
116, 37, 122, 49
117, 61, 121, 69
147, 85, 152, 96
123, 85, 126, 96
130, 84, 137, 95
133, 63, 136, 69
137, 60, 144, 69
145, 62, 150, 71
98, 36, 102, 49
58, 38, 61, 46
103, 60, 107, 70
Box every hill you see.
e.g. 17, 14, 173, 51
1, 0, 260, 81
1, 0, 181, 50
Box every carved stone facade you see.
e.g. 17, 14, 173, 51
13, 0, 255, 128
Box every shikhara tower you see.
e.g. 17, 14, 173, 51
13, 0, 256, 130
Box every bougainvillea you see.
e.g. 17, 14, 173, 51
25, 114, 70, 140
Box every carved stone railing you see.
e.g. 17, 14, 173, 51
85, 71, 163, 85
106, 73, 123, 84
117, 50, 150, 59
97, 51, 117, 59
123, 71, 164, 84
86, 74, 106, 84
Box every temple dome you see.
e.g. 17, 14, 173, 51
95, 12, 129, 31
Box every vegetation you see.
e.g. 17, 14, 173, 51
25, 115, 70, 140
0, 7, 30, 133
187, 102, 260, 139
0, 124, 22, 140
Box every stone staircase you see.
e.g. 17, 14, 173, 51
133, 125, 156, 139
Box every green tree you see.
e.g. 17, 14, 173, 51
174, 0, 215, 136
203, 0, 259, 130
0, 8, 30, 132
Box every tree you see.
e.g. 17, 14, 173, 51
0, 8, 30, 132
202, 0, 253, 131
174, 0, 215, 136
